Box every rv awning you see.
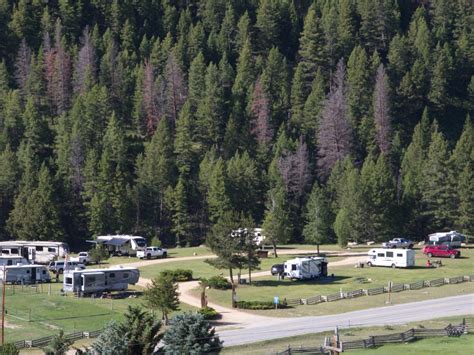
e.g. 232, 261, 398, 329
86, 238, 127, 246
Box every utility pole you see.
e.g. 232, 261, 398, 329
2, 266, 6, 345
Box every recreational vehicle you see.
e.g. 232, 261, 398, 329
428, 231, 465, 248
0, 264, 51, 284
91, 235, 147, 256
0, 241, 69, 264
367, 248, 415, 268
63, 266, 140, 295
0, 256, 29, 266
284, 257, 328, 280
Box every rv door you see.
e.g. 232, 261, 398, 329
28, 247, 36, 262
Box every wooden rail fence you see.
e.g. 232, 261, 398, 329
13, 329, 103, 350
275, 318, 472, 354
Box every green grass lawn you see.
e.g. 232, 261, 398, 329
3, 283, 196, 343
198, 248, 474, 315
222, 315, 473, 354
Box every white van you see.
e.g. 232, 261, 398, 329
367, 248, 415, 268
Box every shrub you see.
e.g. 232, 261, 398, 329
150, 236, 162, 247
0, 343, 19, 355
160, 269, 193, 282
207, 276, 230, 290
89, 244, 109, 264
197, 306, 220, 320
235, 300, 288, 310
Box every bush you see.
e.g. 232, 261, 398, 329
0, 343, 19, 355
235, 300, 288, 310
197, 306, 220, 320
160, 269, 193, 282
207, 276, 230, 290
150, 236, 162, 247
89, 244, 109, 264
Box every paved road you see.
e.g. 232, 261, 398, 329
218, 294, 474, 346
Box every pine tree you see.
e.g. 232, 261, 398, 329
456, 162, 473, 234
250, 76, 273, 146
303, 183, 334, 253
217, 3, 236, 60
302, 69, 325, 141
144, 274, 180, 325
317, 60, 352, 178
207, 158, 230, 224
187, 52, 206, 111
262, 186, 291, 257
163, 51, 187, 124
174, 102, 196, 177
256, 0, 283, 52
421, 124, 456, 230
373, 64, 392, 156
0, 145, 19, 239
74, 26, 96, 94
172, 176, 191, 246
337, 0, 356, 58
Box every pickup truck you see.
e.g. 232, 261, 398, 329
382, 238, 414, 249
70, 252, 90, 264
136, 247, 168, 259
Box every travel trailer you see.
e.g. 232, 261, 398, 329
0, 264, 51, 284
428, 231, 465, 248
284, 257, 328, 280
63, 266, 140, 295
0, 241, 69, 264
91, 235, 147, 256
367, 248, 415, 268
0, 256, 29, 266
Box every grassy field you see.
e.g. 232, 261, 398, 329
198, 247, 474, 315
222, 315, 473, 354
3, 283, 196, 343
139, 254, 346, 280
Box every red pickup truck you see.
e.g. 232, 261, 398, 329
422, 245, 460, 258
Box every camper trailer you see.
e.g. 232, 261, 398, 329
428, 231, 465, 248
91, 235, 147, 256
284, 257, 328, 280
0, 241, 69, 264
367, 248, 415, 268
0, 256, 29, 266
63, 266, 140, 295
0, 264, 51, 284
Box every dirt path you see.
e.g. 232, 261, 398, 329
136, 254, 368, 328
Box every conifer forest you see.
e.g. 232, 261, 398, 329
0, 0, 472, 249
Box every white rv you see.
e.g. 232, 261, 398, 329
0, 241, 69, 264
0, 264, 51, 284
92, 235, 147, 256
63, 266, 140, 294
428, 231, 465, 247
284, 257, 328, 280
367, 248, 415, 268
0, 256, 29, 266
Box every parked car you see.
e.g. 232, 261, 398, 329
70, 252, 90, 264
48, 261, 86, 274
382, 238, 414, 249
136, 246, 168, 259
422, 245, 460, 259
271, 264, 284, 276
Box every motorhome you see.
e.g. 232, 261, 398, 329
0, 241, 69, 264
0, 256, 29, 266
63, 266, 140, 295
0, 264, 51, 284
428, 231, 465, 248
91, 235, 147, 256
284, 257, 328, 280
367, 248, 415, 268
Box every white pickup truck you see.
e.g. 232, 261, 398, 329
70, 252, 90, 264
136, 247, 168, 259
382, 238, 414, 249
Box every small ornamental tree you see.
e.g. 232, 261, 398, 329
89, 243, 109, 264
163, 313, 222, 354
42, 330, 73, 355
144, 274, 180, 325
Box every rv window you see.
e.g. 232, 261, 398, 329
377, 253, 384, 257
397, 253, 403, 257
35, 246, 43, 252
48, 248, 56, 252
26, 270, 30, 274
65, 277, 73, 285
123, 273, 129, 279
89, 277, 96, 282
42, 270, 46, 274
11, 248, 18, 254
109, 273, 115, 278
7, 260, 12, 265
291, 265, 297, 271
386, 252, 394, 257
1, 250, 8, 254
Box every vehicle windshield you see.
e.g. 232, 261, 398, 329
134, 238, 146, 247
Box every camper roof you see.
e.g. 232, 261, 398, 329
65, 266, 138, 274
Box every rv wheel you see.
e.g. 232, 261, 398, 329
147, 254, 151, 260
427, 253, 433, 258
162, 252, 167, 258
367, 262, 372, 267
391, 264, 396, 268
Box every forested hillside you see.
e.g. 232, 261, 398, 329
0, 0, 472, 248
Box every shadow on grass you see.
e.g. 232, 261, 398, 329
249, 276, 351, 288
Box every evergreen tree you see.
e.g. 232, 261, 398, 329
91, 320, 128, 355
163, 313, 222, 354
144, 274, 180, 325
172, 176, 191, 246
262, 186, 291, 257
0, 145, 19, 240
207, 158, 230, 224
373, 64, 392, 156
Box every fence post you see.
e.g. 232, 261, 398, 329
287, 344, 291, 355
